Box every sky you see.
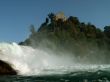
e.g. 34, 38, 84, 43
0, 0, 110, 42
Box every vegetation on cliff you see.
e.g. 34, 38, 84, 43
19, 12, 110, 63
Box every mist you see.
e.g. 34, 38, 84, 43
0, 40, 109, 76
0, 42, 78, 75
24, 36, 110, 64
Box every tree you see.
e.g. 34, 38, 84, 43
30, 25, 36, 34
67, 16, 79, 25
48, 13, 56, 23
104, 26, 110, 38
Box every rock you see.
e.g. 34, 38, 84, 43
0, 60, 17, 75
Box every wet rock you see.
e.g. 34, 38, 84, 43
0, 60, 17, 75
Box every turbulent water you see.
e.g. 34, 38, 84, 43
0, 42, 110, 82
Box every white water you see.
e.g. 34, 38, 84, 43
0, 42, 110, 76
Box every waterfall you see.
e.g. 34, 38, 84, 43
0, 42, 110, 76
0, 42, 75, 75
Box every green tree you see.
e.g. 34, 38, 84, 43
30, 25, 36, 34
104, 26, 110, 38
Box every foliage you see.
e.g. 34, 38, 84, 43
19, 13, 110, 59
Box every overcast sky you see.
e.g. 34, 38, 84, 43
0, 0, 110, 42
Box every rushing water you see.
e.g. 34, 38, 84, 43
0, 42, 110, 82
1, 70, 110, 82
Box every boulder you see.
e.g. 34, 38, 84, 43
0, 60, 17, 75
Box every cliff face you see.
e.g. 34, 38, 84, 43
0, 60, 17, 75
